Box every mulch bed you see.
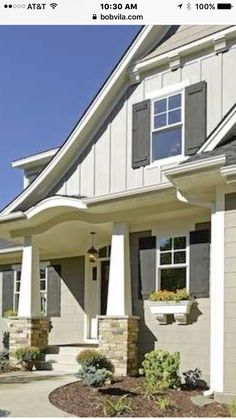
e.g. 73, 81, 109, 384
49, 377, 229, 417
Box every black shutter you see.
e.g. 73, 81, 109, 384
132, 99, 151, 168
47, 265, 61, 317
139, 236, 156, 298
185, 81, 207, 155
189, 230, 210, 298
2, 269, 14, 316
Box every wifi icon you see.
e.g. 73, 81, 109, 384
50, 3, 58, 9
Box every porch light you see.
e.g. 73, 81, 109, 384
87, 232, 98, 263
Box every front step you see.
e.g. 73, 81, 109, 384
43, 343, 99, 373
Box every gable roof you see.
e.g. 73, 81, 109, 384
1, 25, 171, 215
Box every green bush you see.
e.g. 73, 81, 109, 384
229, 400, 236, 417
0, 350, 9, 372
81, 366, 112, 388
76, 349, 113, 372
142, 350, 181, 394
103, 395, 133, 416
3, 310, 17, 318
15, 347, 41, 370
156, 398, 172, 411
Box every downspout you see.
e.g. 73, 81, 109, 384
176, 188, 215, 398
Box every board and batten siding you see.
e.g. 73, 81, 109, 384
224, 193, 236, 396
48, 256, 85, 345
53, 38, 236, 199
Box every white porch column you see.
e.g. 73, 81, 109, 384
106, 223, 132, 316
18, 236, 41, 318
209, 187, 225, 394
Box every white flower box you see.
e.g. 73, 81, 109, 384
149, 300, 193, 325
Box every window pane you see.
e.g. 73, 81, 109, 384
40, 294, 47, 315
169, 94, 181, 110
152, 127, 182, 161
16, 282, 20, 292
160, 252, 172, 265
15, 294, 19, 313
160, 238, 172, 251
40, 269, 46, 279
174, 237, 186, 250
168, 109, 181, 125
174, 251, 186, 264
16, 271, 21, 281
40, 280, 46, 291
154, 99, 167, 114
160, 268, 186, 291
154, 114, 167, 129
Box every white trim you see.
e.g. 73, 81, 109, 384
221, 164, 236, 178
132, 26, 236, 78
0, 212, 25, 224
12, 148, 59, 170
25, 196, 87, 220
145, 80, 190, 101
198, 106, 236, 153
0, 246, 22, 254
210, 187, 225, 393
164, 155, 226, 178
2, 26, 162, 216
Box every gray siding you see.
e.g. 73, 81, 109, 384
224, 199, 236, 395
130, 230, 210, 382
53, 32, 236, 200
48, 256, 85, 345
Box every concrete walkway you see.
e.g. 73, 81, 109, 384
0, 370, 78, 417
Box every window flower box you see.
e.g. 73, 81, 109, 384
149, 289, 193, 325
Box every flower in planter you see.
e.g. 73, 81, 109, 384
15, 347, 41, 371
149, 288, 191, 302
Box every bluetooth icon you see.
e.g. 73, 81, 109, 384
186, 2, 192, 9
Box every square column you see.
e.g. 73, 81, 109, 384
18, 236, 41, 318
107, 223, 132, 316
98, 223, 139, 376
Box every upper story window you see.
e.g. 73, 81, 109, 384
152, 93, 183, 162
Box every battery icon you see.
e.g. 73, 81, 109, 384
217, 3, 233, 8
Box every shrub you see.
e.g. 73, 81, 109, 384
229, 400, 236, 417
142, 349, 181, 394
103, 395, 133, 417
81, 366, 112, 388
183, 368, 202, 389
3, 310, 17, 318
156, 398, 172, 410
149, 288, 190, 302
76, 349, 113, 372
2, 332, 9, 351
15, 347, 41, 370
0, 350, 9, 373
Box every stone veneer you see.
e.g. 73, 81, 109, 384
7, 317, 50, 362
98, 316, 139, 376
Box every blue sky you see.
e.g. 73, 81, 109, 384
0, 25, 140, 210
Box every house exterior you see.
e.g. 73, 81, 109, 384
0, 25, 236, 402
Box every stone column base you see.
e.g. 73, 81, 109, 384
7, 317, 50, 362
97, 315, 139, 376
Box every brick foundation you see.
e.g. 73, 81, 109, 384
7, 317, 50, 362
98, 316, 139, 376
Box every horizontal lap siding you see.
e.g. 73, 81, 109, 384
224, 207, 236, 394
130, 224, 210, 383
49, 257, 85, 345
54, 40, 236, 198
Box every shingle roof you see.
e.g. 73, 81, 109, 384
183, 137, 236, 165
0, 238, 20, 250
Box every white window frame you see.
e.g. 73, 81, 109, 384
156, 233, 189, 292
150, 89, 185, 166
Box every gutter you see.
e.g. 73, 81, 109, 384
0, 212, 26, 224
0, 247, 23, 254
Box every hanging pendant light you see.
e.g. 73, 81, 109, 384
87, 232, 98, 263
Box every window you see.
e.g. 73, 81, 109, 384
158, 236, 187, 291
152, 93, 183, 162
14, 268, 48, 315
